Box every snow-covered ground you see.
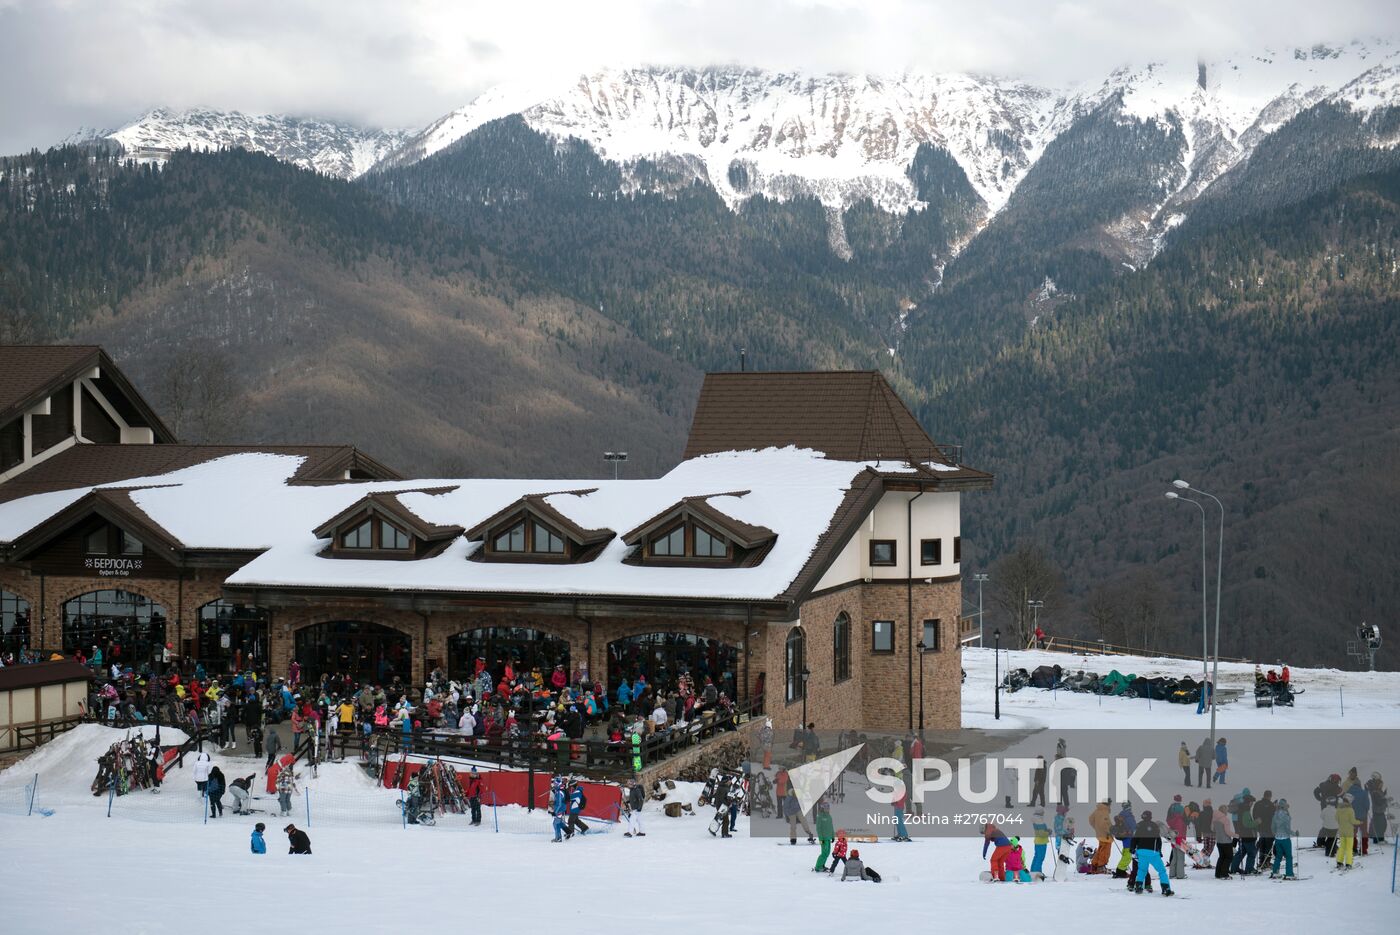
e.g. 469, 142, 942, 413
1, 650, 1396, 934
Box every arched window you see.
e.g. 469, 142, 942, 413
833, 612, 851, 683
1, 590, 31, 655
62, 589, 167, 664
784, 627, 805, 704
197, 600, 270, 674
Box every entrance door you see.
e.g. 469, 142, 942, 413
293, 621, 411, 686
197, 601, 269, 674
62, 589, 168, 670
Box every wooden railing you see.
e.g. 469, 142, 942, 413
10, 716, 84, 752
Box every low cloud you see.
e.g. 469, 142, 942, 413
1, 0, 1396, 154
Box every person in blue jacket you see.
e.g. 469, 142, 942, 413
616, 679, 632, 711
1118, 801, 1138, 835
550, 778, 569, 843
1270, 799, 1295, 878
1213, 738, 1228, 784
251, 822, 267, 854
1344, 773, 1370, 856
567, 781, 591, 837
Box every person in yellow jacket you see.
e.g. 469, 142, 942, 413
1335, 795, 1358, 870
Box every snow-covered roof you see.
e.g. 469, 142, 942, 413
0, 447, 916, 604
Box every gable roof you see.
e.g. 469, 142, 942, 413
4, 486, 187, 563
0, 659, 93, 692
0, 444, 401, 505
0, 345, 175, 442
621, 492, 778, 550
682, 370, 950, 463
313, 488, 464, 542
464, 490, 616, 546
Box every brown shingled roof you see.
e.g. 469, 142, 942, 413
681, 371, 949, 464
0, 444, 401, 504
0, 345, 175, 441
313, 488, 464, 542
0, 659, 93, 692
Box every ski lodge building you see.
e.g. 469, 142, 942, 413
0, 346, 991, 731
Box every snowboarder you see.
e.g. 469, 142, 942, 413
814, 801, 835, 872
622, 778, 646, 837
251, 822, 266, 854
1270, 799, 1295, 879
1131, 810, 1172, 895
840, 848, 881, 882
983, 822, 1013, 881
1212, 737, 1228, 785
284, 823, 311, 854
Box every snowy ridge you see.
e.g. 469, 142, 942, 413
104, 107, 414, 179
383, 42, 1400, 230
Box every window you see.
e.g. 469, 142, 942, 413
921, 538, 942, 565
954, 536, 962, 563
493, 521, 526, 552
532, 521, 565, 554
871, 619, 894, 653
86, 527, 107, 555
380, 520, 410, 550
694, 526, 728, 558
784, 627, 805, 703
342, 520, 373, 549
922, 618, 941, 652
870, 540, 897, 566
651, 525, 685, 557
120, 531, 143, 556
833, 612, 851, 683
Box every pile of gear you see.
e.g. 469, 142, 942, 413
90, 732, 164, 796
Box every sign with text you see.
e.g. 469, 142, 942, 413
83, 556, 144, 577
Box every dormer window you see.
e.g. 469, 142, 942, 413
466, 491, 615, 564
623, 493, 774, 568
314, 489, 464, 561
342, 520, 373, 549
382, 521, 410, 550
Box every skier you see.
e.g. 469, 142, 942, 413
1030, 810, 1050, 875
550, 777, 568, 843
284, 823, 312, 854
1089, 800, 1112, 874
566, 779, 590, 837
1212, 804, 1236, 879
1213, 737, 1228, 785
1344, 773, 1369, 856
251, 822, 266, 854
983, 821, 1013, 881
276, 763, 297, 817
622, 778, 646, 838
1194, 737, 1214, 788
782, 786, 815, 845
1319, 795, 1339, 858
1270, 798, 1295, 879
814, 800, 835, 872
827, 831, 849, 875
228, 773, 256, 815
207, 765, 226, 818
1131, 810, 1172, 896
192, 750, 212, 795
463, 767, 483, 826
1335, 794, 1357, 870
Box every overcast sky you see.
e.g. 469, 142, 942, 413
1, 0, 1397, 154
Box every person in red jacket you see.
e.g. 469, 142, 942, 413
463, 767, 484, 825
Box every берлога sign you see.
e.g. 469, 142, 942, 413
83, 556, 143, 577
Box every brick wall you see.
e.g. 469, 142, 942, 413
760, 578, 962, 734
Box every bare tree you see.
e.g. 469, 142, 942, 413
155, 344, 246, 442
990, 545, 1063, 647
1085, 585, 1127, 645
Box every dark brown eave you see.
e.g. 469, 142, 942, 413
219, 582, 791, 623
0, 346, 176, 441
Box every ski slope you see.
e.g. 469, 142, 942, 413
0, 652, 1396, 934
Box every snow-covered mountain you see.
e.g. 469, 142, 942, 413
99, 107, 414, 179
379, 40, 1400, 237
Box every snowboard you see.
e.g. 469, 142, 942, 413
1271, 875, 1312, 881
980, 871, 1035, 882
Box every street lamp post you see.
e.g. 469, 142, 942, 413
994, 628, 1001, 721
1174, 479, 1225, 748
1165, 491, 1210, 689
973, 573, 989, 646
1028, 600, 1044, 648
916, 640, 926, 732
801, 666, 811, 734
